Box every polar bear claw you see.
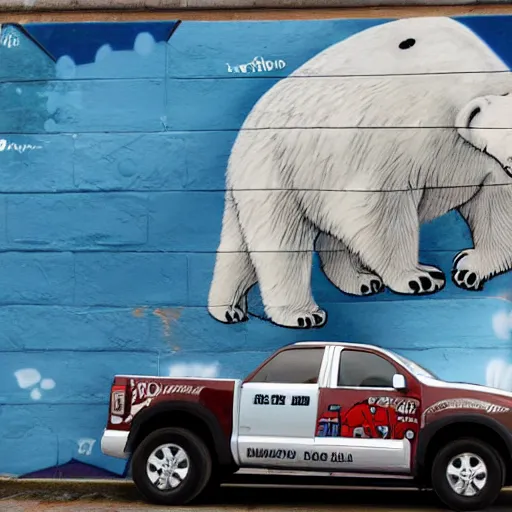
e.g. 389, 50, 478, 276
265, 307, 327, 329
452, 250, 487, 291
225, 305, 249, 323
361, 277, 385, 296
391, 265, 446, 295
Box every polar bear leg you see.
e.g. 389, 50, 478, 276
208, 191, 256, 323
315, 232, 384, 296
320, 191, 445, 295
238, 192, 326, 328
454, 184, 512, 290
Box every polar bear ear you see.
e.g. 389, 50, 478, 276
455, 96, 489, 151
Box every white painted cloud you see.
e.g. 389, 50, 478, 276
14, 369, 56, 400
41, 378, 56, 390
134, 32, 155, 56
95, 44, 112, 63
169, 362, 220, 378
486, 359, 512, 391
492, 311, 512, 340
30, 388, 42, 401
14, 368, 41, 389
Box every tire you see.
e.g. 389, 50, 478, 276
131, 427, 212, 506
431, 438, 503, 511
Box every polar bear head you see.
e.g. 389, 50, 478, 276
295, 17, 508, 77
456, 94, 512, 177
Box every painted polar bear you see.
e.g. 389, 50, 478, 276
208, 16, 512, 329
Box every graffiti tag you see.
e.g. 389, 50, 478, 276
368, 396, 419, 416
133, 380, 205, 401
1, 33, 20, 48
247, 448, 296, 459
77, 438, 96, 456
226, 56, 286, 74
0, 139, 42, 153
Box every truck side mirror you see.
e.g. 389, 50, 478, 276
393, 374, 407, 391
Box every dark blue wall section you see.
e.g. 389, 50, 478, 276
1, 16, 512, 479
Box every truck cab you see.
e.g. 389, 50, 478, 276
234, 342, 421, 473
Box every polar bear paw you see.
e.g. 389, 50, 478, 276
452, 250, 487, 291
388, 265, 445, 295
358, 273, 385, 296
209, 304, 249, 324
266, 306, 327, 329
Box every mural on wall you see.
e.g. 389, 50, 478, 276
1, 14, 512, 480
208, 17, 512, 329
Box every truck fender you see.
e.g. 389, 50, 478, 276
126, 400, 235, 466
414, 414, 512, 478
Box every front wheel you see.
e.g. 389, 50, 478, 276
431, 438, 503, 511
131, 427, 212, 505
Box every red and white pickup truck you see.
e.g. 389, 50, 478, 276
101, 341, 512, 511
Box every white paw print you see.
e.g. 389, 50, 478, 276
14, 368, 56, 400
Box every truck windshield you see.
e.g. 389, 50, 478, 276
392, 353, 439, 380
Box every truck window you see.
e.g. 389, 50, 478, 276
338, 350, 396, 388
250, 348, 325, 384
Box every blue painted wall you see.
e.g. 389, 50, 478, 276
1, 15, 512, 478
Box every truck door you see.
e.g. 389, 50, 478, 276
312, 346, 422, 473
235, 345, 329, 468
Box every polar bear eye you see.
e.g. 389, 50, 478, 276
399, 38, 416, 50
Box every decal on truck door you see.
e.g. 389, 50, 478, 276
316, 397, 420, 440
252, 393, 311, 406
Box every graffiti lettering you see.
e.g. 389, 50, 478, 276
247, 448, 296, 459
135, 381, 204, 401
398, 416, 418, 423
226, 56, 286, 74
77, 438, 96, 456
0, 33, 19, 48
291, 395, 310, 406
253, 393, 269, 405
162, 384, 204, 396
331, 452, 353, 463
0, 139, 42, 153
137, 381, 162, 399
253, 393, 286, 405
271, 394, 286, 405
304, 451, 328, 462
368, 396, 419, 416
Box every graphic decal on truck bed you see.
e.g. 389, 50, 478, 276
124, 380, 206, 423
316, 397, 420, 440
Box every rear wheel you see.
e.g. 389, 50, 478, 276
431, 438, 503, 511
131, 427, 212, 505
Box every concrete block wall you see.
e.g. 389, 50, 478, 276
1, 13, 512, 479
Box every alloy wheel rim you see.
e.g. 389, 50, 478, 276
146, 443, 190, 491
446, 452, 488, 497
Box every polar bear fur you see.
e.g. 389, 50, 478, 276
208, 16, 512, 329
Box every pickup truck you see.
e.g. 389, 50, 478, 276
101, 341, 512, 511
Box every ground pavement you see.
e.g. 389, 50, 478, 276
1, 479, 512, 511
